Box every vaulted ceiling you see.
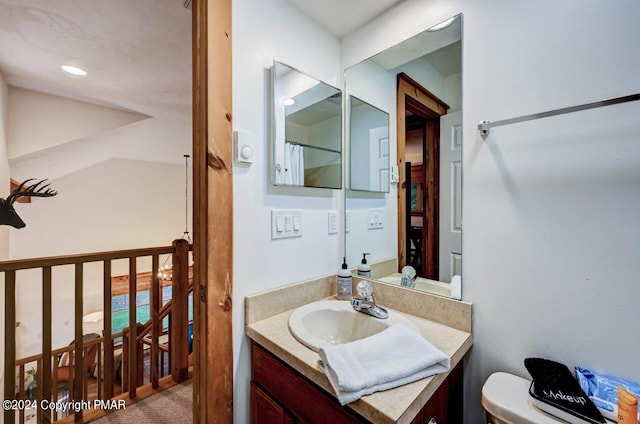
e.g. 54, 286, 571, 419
0, 0, 455, 181
0, 0, 192, 180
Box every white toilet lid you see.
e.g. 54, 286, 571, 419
481, 372, 566, 424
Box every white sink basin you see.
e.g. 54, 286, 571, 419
288, 300, 418, 351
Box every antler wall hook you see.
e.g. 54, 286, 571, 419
0, 178, 58, 228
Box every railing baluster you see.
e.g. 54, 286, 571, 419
151, 254, 160, 388
171, 239, 189, 383
18, 364, 24, 424
103, 260, 114, 399
36, 358, 42, 424
128, 256, 137, 398
4, 270, 16, 424
41, 266, 52, 424
52, 358, 59, 421
96, 339, 102, 400
74, 263, 83, 421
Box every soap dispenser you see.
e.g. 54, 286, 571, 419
337, 257, 352, 299
357, 253, 371, 277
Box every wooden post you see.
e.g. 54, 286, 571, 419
193, 0, 234, 422
171, 239, 189, 383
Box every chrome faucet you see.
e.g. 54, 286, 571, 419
400, 265, 417, 288
351, 281, 388, 319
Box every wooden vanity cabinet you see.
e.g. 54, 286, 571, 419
250, 342, 463, 424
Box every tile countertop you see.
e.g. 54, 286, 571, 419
245, 275, 473, 424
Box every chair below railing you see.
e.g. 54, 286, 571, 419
1, 239, 193, 424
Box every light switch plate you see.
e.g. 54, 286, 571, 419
390, 165, 399, 183
328, 211, 338, 234
345, 211, 350, 233
234, 130, 255, 164
271, 209, 303, 239
367, 208, 384, 230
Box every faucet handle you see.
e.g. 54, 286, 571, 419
356, 281, 373, 300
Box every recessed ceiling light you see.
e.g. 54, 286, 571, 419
427, 16, 456, 32
283, 98, 295, 106
61, 65, 87, 76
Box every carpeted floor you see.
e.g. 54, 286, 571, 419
92, 381, 192, 424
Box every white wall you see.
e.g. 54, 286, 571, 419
7, 87, 147, 160
0, 73, 10, 257
343, 0, 640, 422
0, 71, 10, 407
462, 1, 640, 421
232, 0, 342, 422
7, 86, 191, 183
10, 159, 191, 356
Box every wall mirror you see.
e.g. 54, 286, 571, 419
344, 14, 463, 299
271, 61, 342, 189
348, 96, 390, 192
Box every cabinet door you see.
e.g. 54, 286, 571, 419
411, 377, 449, 424
251, 382, 294, 424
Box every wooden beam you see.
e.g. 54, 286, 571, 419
193, 0, 233, 422
10, 179, 30, 203
192, 1, 207, 422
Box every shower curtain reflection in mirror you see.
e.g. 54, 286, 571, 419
284, 141, 305, 186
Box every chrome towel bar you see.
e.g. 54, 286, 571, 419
478, 93, 640, 138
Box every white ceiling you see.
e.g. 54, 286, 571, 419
0, 0, 454, 180
0, 0, 192, 179
286, 0, 402, 37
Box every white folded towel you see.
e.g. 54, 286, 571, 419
318, 324, 450, 405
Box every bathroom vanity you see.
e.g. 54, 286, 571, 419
251, 342, 463, 423
245, 276, 472, 423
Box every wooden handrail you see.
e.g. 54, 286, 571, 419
4, 240, 193, 424
0, 245, 176, 272
15, 334, 123, 366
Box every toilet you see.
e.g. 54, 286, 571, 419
482, 372, 565, 424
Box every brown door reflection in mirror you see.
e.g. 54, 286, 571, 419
397, 73, 448, 280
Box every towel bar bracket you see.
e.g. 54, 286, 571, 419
478, 120, 491, 138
